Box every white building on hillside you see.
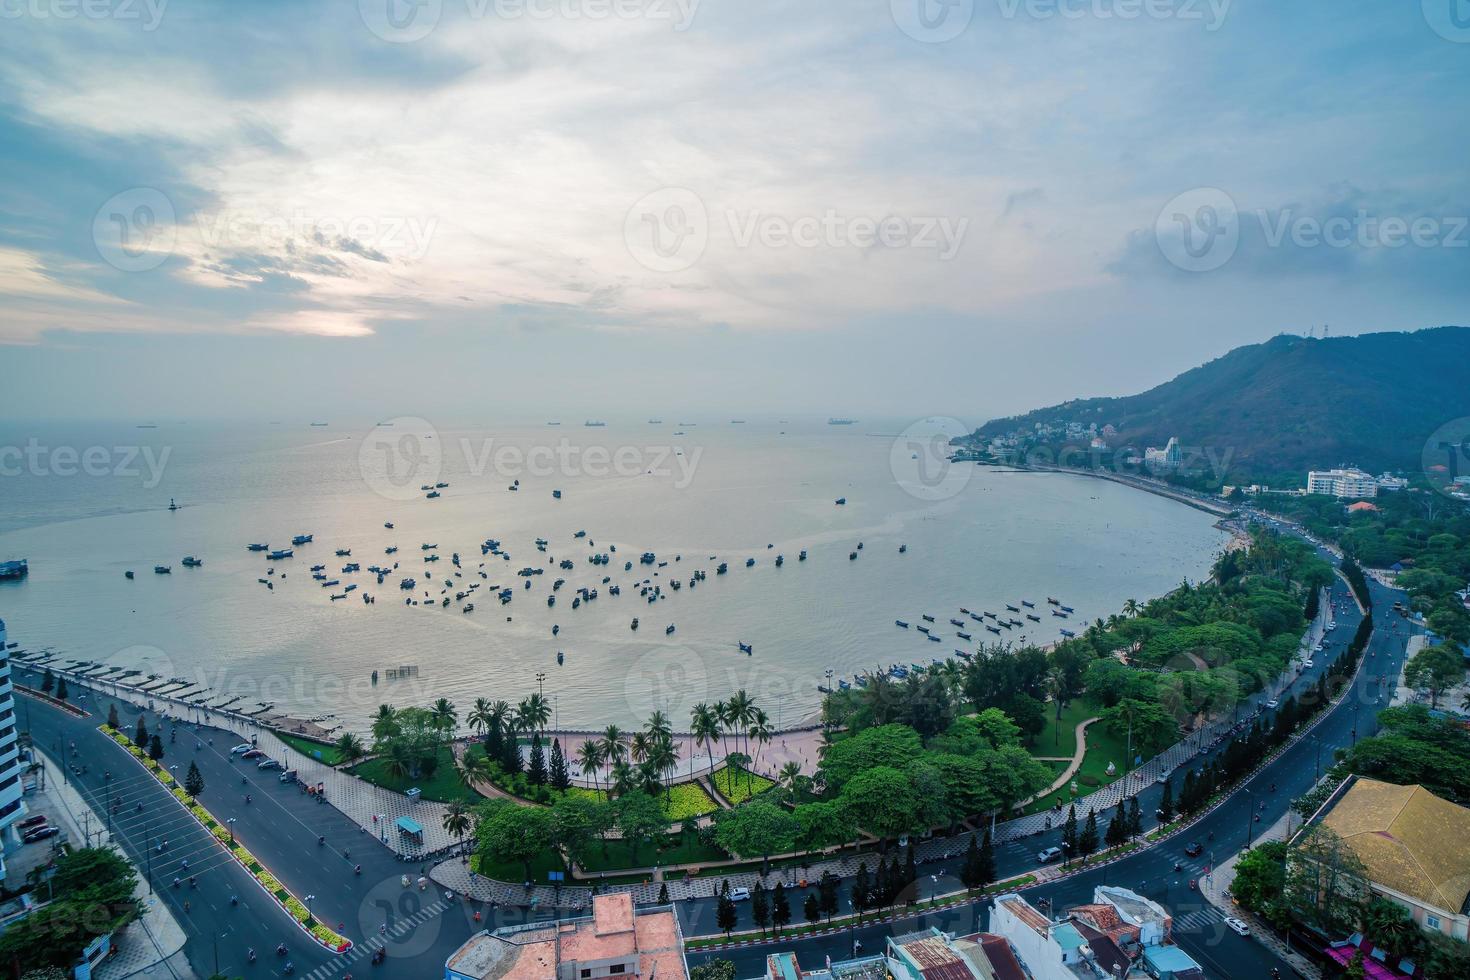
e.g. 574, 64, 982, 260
1306, 468, 1379, 499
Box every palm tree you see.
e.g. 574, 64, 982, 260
432, 697, 458, 753
455, 750, 491, 793
713, 700, 733, 758
726, 689, 755, 770
630, 731, 653, 765
442, 800, 472, 854
577, 739, 605, 794
646, 710, 673, 743
371, 704, 399, 744
690, 703, 721, 768
610, 759, 636, 797
468, 698, 495, 740
519, 693, 551, 735
601, 725, 626, 766
777, 761, 803, 800
747, 708, 772, 795
637, 760, 663, 797
649, 735, 679, 797
333, 731, 365, 765
1123, 598, 1140, 618
385, 742, 414, 781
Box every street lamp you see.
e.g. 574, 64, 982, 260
227, 817, 236, 843
1242, 787, 1255, 848
305, 894, 316, 925
536, 672, 547, 697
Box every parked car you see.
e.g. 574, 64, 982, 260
1036, 846, 1065, 864
257, 758, 281, 770
230, 744, 253, 755
1224, 916, 1250, 936
1265, 699, 1279, 709
278, 769, 298, 783
17, 814, 48, 829
1303, 660, 1315, 669
23, 826, 60, 843
1183, 841, 1204, 857
241, 749, 263, 760
728, 887, 751, 902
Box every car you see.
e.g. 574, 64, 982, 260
1303, 660, 1315, 668
240, 749, 263, 759
1036, 846, 1065, 864
17, 814, 48, 829
1183, 841, 1204, 857
230, 744, 253, 755
257, 758, 281, 770
1224, 916, 1250, 936
728, 887, 751, 902
279, 769, 298, 782
23, 826, 60, 843
1265, 699, 1279, 709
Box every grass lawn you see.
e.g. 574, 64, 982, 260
471, 850, 567, 885
276, 731, 345, 766
580, 831, 728, 873
499, 777, 718, 821
710, 765, 774, 805
1031, 699, 1098, 760
348, 746, 479, 804
1024, 707, 1135, 815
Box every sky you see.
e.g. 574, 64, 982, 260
0, 0, 1467, 422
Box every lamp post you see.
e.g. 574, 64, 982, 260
227, 817, 236, 843
305, 894, 316, 926
1242, 787, 1255, 848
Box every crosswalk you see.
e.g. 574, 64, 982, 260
301, 898, 451, 980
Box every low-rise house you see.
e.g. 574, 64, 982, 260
1303, 775, 1470, 940
444, 894, 686, 980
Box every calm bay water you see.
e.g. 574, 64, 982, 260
0, 418, 1228, 732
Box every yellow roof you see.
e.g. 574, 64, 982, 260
1321, 777, 1470, 914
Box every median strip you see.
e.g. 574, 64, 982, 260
100, 725, 352, 954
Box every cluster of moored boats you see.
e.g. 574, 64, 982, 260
820, 596, 1080, 692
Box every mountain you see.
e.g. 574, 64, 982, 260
969, 326, 1470, 480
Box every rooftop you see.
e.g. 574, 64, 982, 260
1318, 775, 1470, 914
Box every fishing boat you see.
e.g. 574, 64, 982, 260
957, 632, 972, 641
385, 546, 398, 555
421, 543, 437, 550
553, 490, 562, 499
181, 556, 203, 568
336, 549, 351, 557
949, 618, 964, 627
1060, 605, 1074, 614
917, 625, 930, 634
986, 625, 1002, 634
928, 634, 941, 643
716, 562, 728, 574
154, 565, 171, 574
292, 534, 313, 546
1021, 599, 1035, 608
631, 617, 639, 630
1026, 614, 1041, 622
584, 420, 607, 427
665, 624, 675, 635
838, 679, 851, 690
895, 620, 910, 629
738, 642, 753, 655
267, 549, 293, 560
774, 554, 784, 567
426, 490, 440, 499
1005, 604, 1020, 613
834, 497, 846, 505
921, 614, 935, 622
798, 550, 808, 561
125, 570, 134, 579
849, 551, 857, 560
247, 543, 269, 552
1047, 597, 1059, 606
1059, 629, 1076, 638
746, 557, 756, 567
899, 544, 907, 554
1052, 610, 1068, 618
384, 522, 394, 529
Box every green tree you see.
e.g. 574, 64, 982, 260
614, 791, 668, 864
1078, 809, 1100, 862
549, 739, 571, 791
184, 761, 204, 796
107, 703, 120, 730
804, 892, 821, 927
442, 800, 473, 853
475, 800, 554, 882
817, 725, 922, 792
1286, 826, 1370, 934
55, 677, 68, 701
134, 715, 148, 747
333, 731, 365, 764
1403, 644, 1464, 709
528, 735, 548, 786
40, 669, 53, 694
770, 881, 791, 936
837, 766, 918, 841
751, 882, 770, 937
1231, 840, 1291, 931
551, 794, 613, 868
715, 897, 737, 939
148, 733, 164, 762
1062, 804, 1078, 860
713, 802, 799, 873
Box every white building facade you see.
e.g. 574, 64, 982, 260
0, 620, 26, 877
1306, 468, 1379, 498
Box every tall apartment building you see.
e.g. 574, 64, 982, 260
0, 620, 27, 877
1306, 467, 1379, 498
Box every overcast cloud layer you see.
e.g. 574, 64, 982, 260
1, 1, 1467, 420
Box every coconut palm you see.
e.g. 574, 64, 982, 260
371, 704, 399, 744
747, 708, 773, 795
577, 739, 605, 794
519, 693, 551, 735
1123, 598, 1140, 618
630, 731, 652, 765
333, 731, 365, 765
610, 759, 636, 797
646, 710, 673, 743
468, 698, 495, 739
384, 741, 414, 781
649, 734, 679, 797
690, 703, 721, 767
637, 760, 663, 797
777, 761, 803, 800
432, 697, 459, 752
455, 749, 491, 793
442, 800, 472, 853
726, 689, 755, 766
601, 725, 626, 766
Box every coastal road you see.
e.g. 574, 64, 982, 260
16, 681, 490, 980
684, 551, 1412, 977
